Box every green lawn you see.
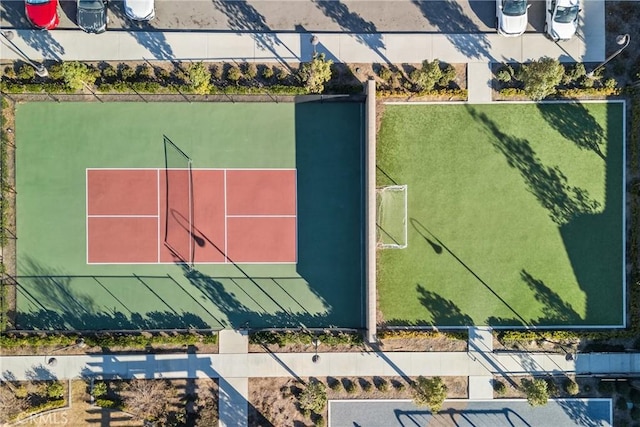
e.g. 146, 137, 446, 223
377, 102, 624, 327
15, 101, 365, 331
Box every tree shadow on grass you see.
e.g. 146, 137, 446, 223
466, 106, 601, 225
411, 0, 492, 60
520, 270, 581, 325
537, 102, 606, 160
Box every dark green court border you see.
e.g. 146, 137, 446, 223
14, 100, 365, 331
376, 101, 625, 329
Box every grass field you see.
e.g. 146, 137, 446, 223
15, 101, 365, 331
377, 102, 624, 327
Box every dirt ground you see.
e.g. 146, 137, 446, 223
249, 376, 467, 427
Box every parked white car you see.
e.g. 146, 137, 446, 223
545, 0, 580, 41
496, 0, 530, 37
124, 0, 154, 21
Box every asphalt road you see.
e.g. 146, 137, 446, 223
1, 0, 548, 34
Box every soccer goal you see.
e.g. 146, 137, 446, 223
376, 185, 408, 249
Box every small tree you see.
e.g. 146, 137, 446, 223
523, 378, 549, 407
46, 381, 65, 399
564, 378, 579, 396
121, 379, 174, 422
62, 61, 99, 91
187, 62, 212, 95
518, 56, 564, 100
298, 53, 333, 94
412, 376, 447, 412
297, 380, 327, 417
410, 59, 444, 92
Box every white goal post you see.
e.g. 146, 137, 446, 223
376, 184, 408, 249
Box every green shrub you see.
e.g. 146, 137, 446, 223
46, 381, 65, 399
262, 65, 274, 80
604, 78, 617, 89
276, 67, 288, 81
562, 63, 586, 84
118, 64, 135, 80
47, 63, 64, 80
580, 76, 595, 88
245, 63, 258, 79
345, 380, 357, 394
186, 62, 212, 94
522, 378, 549, 407
519, 56, 564, 100
62, 61, 99, 91
564, 379, 579, 396
298, 53, 333, 94
137, 64, 154, 80
14, 385, 28, 399
413, 376, 447, 412
95, 398, 121, 409
226, 65, 242, 83
298, 381, 327, 414
101, 64, 117, 79
314, 414, 326, 427
318, 331, 363, 347
92, 381, 108, 398
410, 59, 445, 92
156, 67, 171, 80
329, 379, 342, 391
3, 65, 16, 79
209, 64, 222, 80
376, 378, 389, 392
360, 379, 373, 392
17, 64, 36, 80
494, 380, 507, 396
438, 63, 456, 86
378, 66, 393, 81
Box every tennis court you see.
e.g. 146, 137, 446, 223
87, 168, 297, 264
14, 101, 365, 331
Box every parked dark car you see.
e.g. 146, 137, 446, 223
77, 0, 108, 34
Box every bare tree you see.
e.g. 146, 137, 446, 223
121, 379, 174, 422
0, 386, 27, 423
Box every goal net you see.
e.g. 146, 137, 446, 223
163, 135, 194, 266
376, 185, 408, 249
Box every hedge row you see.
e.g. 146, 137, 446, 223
250, 330, 363, 347
0, 331, 217, 349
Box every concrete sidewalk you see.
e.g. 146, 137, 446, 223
1, 30, 603, 64
0, 351, 591, 382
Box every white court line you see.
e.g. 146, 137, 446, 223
86, 261, 297, 265
157, 168, 161, 264
294, 168, 298, 264
226, 214, 297, 218
86, 168, 89, 265
86, 167, 297, 171
87, 214, 159, 218
188, 161, 194, 266
224, 169, 228, 264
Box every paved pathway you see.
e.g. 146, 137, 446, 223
0, 30, 603, 65
468, 326, 494, 399
218, 330, 249, 427
466, 62, 493, 103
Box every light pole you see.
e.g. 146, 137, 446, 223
312, 338, 320, 363
0, 30, 49, 78
586, 34, 630, 78
310, 35, 319, 57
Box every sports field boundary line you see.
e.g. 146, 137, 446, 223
224, 169, 228, 264
294, 168, 298, 264
622, 99, 627, 328
226, 214, 297, 218
87, 214, 159, 218
85, 168, 89, 265
85, 167, 297, 171
383, 99, 626, 106
157, 169, 161, 263
85, 261, 297, 265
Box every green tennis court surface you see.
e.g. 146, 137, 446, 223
377, 102, 625, 327
15, 101, 365, 331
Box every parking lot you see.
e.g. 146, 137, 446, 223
1, 0, 550, 33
